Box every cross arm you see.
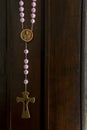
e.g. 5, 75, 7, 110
16, 97, 24, 103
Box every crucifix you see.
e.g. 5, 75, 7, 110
16, 91, 35, 119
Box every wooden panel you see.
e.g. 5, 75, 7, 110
45, 0, 82, 130
6, 0, 42, 130
0, 0, 7, 130
0, 0, 82, 129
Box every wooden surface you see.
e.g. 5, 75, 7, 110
0, 0, 7, 130
45, 0, 82, 130
0, 0, 82, 129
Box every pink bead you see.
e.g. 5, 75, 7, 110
31, 2, 36, 7
24, 59, 29, 64
24, 49, 29, 54
24, 79, 29, 85
19, 1, 24, 6
30, 19, 35, 24
19, 7, 24, 12
31, 8, 36, 13
24, 65, 29, 69
31, 13, 36, 18
20, 18, 25, 23
24, 70, 29, 75
20, 12, 24, 17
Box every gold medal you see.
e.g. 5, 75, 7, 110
20, 29, 33, 42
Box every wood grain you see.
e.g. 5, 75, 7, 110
45, 0, 82, 130
0, 0, 7, 129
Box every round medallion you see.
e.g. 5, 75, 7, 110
20, 29, 33, 42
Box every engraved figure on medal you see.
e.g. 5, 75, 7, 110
20, 29, 33, 42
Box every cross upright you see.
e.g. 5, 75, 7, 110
16, 91, 35, 119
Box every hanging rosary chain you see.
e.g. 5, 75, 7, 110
24, 42, 29, 91
19, 0, 37, 30
16, 0, 37, 119
18, 0, 37, 91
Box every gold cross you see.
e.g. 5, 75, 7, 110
16, 91, 35, 119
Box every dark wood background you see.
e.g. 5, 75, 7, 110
46, 0, 82, 130
0, 0, 82, 130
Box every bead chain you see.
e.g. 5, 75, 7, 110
19, 0, 37, 91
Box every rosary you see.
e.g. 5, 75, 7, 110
16, 0, 37, 119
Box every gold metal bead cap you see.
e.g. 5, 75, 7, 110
20, 29, 33, 42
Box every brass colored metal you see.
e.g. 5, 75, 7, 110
16, 91, 35, 119
20, 29, 33, 42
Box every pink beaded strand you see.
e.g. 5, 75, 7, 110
30, 0, 37, 29
18, 0, 37, 91
19, 0, 25, 28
